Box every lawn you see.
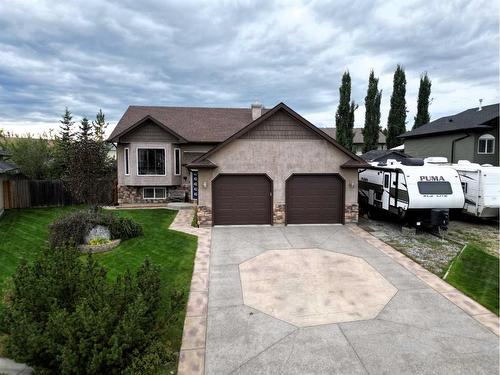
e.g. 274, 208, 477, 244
444, 244, 499, 315
0, 207, 197, 371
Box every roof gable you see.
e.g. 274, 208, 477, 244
189, 102, 367, 168
108, 106, 268, 143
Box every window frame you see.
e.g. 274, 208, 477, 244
143, 187, 166, 200
417, 181, 453, 195
136, 147, 166, 176
174, 148, 181, 176
124, 147, 130, 176
478, 134, 495, 155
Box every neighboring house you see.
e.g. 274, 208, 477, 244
0, 149, 20, 217
108, 102, 367, 226
321, 128, 386, 155
399, 103, 499, 166
360, 149, 411, 163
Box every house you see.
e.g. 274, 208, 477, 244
321, 128, 386, 155
108, 102, 367, 226
399, 102, 499, 166
0, 149, 20, 217
360, 149, 411, 163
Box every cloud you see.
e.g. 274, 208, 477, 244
0, 0, 497, 136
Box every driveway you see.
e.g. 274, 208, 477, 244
206, 225, 499, 375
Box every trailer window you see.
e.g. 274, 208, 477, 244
417, 181, 452, 194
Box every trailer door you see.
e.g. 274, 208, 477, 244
382, 172, 391, 210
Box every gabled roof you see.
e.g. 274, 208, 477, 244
321, 128, 386, 144
188, 102, 368, 169
399, 103, 499, 139
108, 105, 270, 143
361, 149, 411, 162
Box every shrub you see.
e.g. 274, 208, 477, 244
49, 209, 143, 248
0, 246, 172, 374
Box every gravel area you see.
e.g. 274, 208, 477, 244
358, 216, 499, 276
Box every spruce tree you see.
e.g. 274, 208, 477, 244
386, 65, 407, 149
92, 109, 107, 141
335, 71, 358, 151
78, 117, 91, 142
413, 73, 432, 129
362, 70, 382, 153
54, 108, 75, 178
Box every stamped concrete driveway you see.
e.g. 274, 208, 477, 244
206, 225, 499, 375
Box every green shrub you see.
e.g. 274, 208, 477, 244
49, 209, 143, 248
0, 246, 172, 374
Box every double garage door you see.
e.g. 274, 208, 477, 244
212, 174, 344, 225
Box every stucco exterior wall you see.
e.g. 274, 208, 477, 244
117, 142, 176, 186
197, 138, 358, 211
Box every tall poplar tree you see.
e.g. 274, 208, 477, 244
362, 70, 382, 153
413, 73, 432, 129
386, 65, 407, 148
335, 71, 358, 151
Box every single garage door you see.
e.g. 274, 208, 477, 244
286, 174, 344, 224
213, 174, 272, 225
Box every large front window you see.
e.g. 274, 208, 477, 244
417, 181, 452, 195
137, 148, 165, 175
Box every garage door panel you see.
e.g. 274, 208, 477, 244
213, 175, 272, 225
286, 175, 343, 224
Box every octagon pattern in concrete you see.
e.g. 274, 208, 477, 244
239, 249, 397, 326
205, 225, 499, 375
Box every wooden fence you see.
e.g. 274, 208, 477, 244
3, 179, 117, 209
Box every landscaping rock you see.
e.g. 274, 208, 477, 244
79, 239, 121, 254
84, 225, 111, 244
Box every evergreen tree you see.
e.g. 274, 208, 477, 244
362, 70, 382, 153
413, 73, 432, 129
386, 65, 407, 149
59, 107, 74, 144
78, 117, 91, 142
335, 71, 358, 151
92, 109, 108, 141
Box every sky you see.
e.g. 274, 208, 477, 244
0, 0, 498, 137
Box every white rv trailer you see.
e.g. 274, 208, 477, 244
425, 158, 500, 218
359, 158, 465, 230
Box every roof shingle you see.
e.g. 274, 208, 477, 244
399, 103, 499, 139
321, 128, 386, 144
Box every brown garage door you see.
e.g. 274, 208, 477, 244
213, 174, 272, 225
286, 174, 344, 224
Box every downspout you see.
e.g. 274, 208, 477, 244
451, 133, 470, 163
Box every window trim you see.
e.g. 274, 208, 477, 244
174, 148, 181, 176
143, 187, 166, 200
124, 147, 130, 176
478, 134, 495, 155
136, 147, 167, 176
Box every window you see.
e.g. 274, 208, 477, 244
143, 187, 166, 199
461, 182, 467, 194
417, 181, 452, 195
137, 148, 165, 175
124, 148, 130, 175
174, 148, 181, 176
384, 174, 390, 189
478, 134, 495, 154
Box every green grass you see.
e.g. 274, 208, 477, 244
0, 206, 80, 296
0, 207, 198, 370
445, 244, 499, 315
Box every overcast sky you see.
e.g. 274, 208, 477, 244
0, 0, 498, 136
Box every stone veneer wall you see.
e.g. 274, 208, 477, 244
197, 205, 212, 227
344, 203, 359, 223
118, 186, 169, 204
273, 204, 286, 225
